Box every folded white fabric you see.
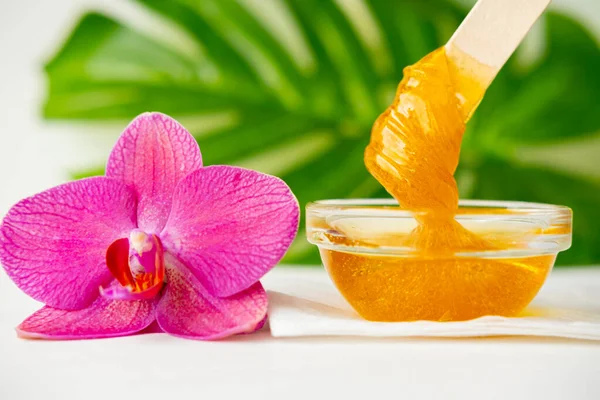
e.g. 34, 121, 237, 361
265, 267, 600, 340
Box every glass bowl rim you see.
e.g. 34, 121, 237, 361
306, 199, 572, 258
307, 198, 572, 216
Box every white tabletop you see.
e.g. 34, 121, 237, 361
0, 267, 599, 400
1, 1, 600, 399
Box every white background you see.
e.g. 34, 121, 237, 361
0, 1, 599, 399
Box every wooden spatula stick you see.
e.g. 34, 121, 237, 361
445, 0, 551, 113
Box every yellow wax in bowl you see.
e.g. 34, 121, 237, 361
306, 200, 572, 322
321, 249, 554, 322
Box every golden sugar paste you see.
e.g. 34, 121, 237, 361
325, 48, 554, 321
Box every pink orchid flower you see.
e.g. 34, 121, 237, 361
0, 112, 299, 340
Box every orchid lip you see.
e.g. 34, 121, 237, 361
101, 231, 165, 301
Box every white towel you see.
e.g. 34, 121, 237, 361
265, 267, 600, 340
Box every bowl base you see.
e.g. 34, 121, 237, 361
320, 249, 555, 322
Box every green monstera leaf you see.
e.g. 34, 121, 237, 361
43, 0, 600, 265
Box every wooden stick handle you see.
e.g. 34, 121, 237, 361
446, 0, 551, 84
444, 0, 551, 116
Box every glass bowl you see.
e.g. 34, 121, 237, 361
306, 199, 572, 322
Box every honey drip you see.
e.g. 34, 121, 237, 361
324, 48, 555, 321
365, 47, 490, 252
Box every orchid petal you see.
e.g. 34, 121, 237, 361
0, 177, 137, 310
140, 321, 164, 334
106, 112, 202, 233
161, 166, 299, 297
17, 296, 156, 340
156, 253, 267, 340
251, 315, 268, 333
